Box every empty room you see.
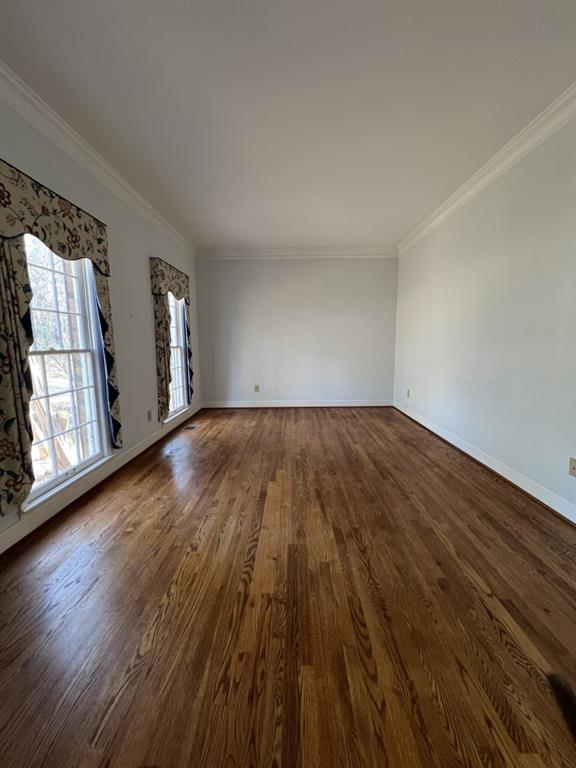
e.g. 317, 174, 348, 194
0, 1, 575, 766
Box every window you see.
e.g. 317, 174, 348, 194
25, 235, 109, 497
168, 291, 187, 415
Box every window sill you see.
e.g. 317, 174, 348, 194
163, 405, 189, 424
22, 452, 113, 515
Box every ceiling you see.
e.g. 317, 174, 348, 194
0, 0, 575, 250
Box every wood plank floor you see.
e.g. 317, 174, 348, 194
1, 407, 575, 767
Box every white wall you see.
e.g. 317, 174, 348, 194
394, 119, 576, 521
2, 81, 573, 552
0, 101, 202, 550
198, 257, 397, 406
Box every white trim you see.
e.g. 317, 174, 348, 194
394, 403, 576, 525
0, 59, 195, 253
0, 405, 202, 555
398, 81, 576, 255
197, 246, 398, 260
203, 400, 394, 408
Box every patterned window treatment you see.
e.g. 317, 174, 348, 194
0, 158, 122, 516
0, 237, 34, 514
149, 257, 193, 422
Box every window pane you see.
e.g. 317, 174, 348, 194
53, 429, 80, 472
75, 387, 97, 425
54, 271, 81, 314
70, 352, 93, 388
55, 258, 77, 276
59, 313, 84, 349
25, 241, 108, 496
29, 356, 46, 397
45, 354, 71, 394
167, 295, 187, 415
171, 384, 185, 412
31, 309, 60, 350
29, 266, 56, 310
30, 398, 51, 442
25, 236, 52, 268
79, 422, 100, 462
50, 393, 75, 434
31, 441, 55, 486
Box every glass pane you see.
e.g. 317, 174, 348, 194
75, 387, 97, 425
31, 441, 55, 486
25, 235, 52, 268
169, 294, 179, 346
70, 352, 94, 389
29, 266, 56, 310
171, 386, 184, 412
29, 355, 46, 397
31, 309, 60, 351
45, 354, 71, 394
59, 312, 84, 349
79, 422, 100, 462
50, 393, 75, 434
54, 271, 81, 315
30, 398, 51, 442
55, 257, 77, 276
25, 243, 106, 489
53, 429, 79, 472
170, 322, 178, 346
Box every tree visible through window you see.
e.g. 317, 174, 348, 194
25, 235, 109, 497
168, 291, 187, 415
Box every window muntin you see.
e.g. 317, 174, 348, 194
25, 235, 109, 496
168, 292, 187, 416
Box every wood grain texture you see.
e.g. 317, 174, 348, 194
0, 407, 575, 767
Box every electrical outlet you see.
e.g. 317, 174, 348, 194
570, 458, 576, 478
406, 388, 410, 399
147, 409, 152, 422
254, 384, 260, 393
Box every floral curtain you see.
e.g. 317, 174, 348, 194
149, 257, 193, 422
0, 158, 122, 515
0, 238, 34, 514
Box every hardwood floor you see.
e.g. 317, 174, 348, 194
0, 407, 575, 767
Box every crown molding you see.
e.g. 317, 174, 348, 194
398, 81, 576, 255
197, 245, 398, 260
4, 57, 572, 262
0, 59, 195, 253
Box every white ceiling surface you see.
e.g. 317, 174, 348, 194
1, 1, 575, 250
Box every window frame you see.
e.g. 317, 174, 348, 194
167, 291, 188, 418
24, 238, 111, 502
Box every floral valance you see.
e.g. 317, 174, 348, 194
149, 257, 191, 304
0, 158, 110, 275
0, 158, 122, 520
0, 157, 122, 451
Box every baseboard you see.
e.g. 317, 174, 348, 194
203, 399, 394, 408
0, 405, 203, 555
394, 402, 576, 525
